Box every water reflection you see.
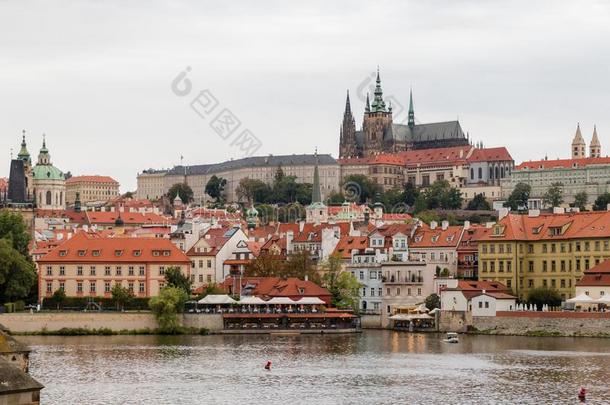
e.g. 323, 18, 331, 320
20, 331, 610, 404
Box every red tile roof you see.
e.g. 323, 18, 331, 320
398, 145, 473, 168
338, 154, 408, 166
86, 211, 171, 226
410, 225, 463, 248
38, 232, 189, 264
480, 211, 610, 242
333, 236, 369, 259
468, 147, 513, 163
66, 175, 118, 185
516, 156, 610, 170
576, 259, 610, 286
220, 277, 331, 304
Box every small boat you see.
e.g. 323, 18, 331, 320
442, 332, 459, 343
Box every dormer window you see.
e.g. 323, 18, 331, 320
431, 235, 439, 243
532, 225, 543, 235
414, 235, 423, 243
163, 250, 171, 256
78, 250, 86, 257
298, 288, 305, 294
133, 250, 142, 257
153, 250, 160, 257
92, 250, 100, 257
446, 235, 454, 242
59, 250, 67, 257
115, 250, 123, 257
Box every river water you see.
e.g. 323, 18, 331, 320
20, 331, 610, 404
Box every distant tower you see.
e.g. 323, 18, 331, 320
571, 123, 586, 159
362, 67, 393, 156
408, 89, 415, 129
590, 125, 601, 158
339, 90, 357, 158
305, 150, 328, 224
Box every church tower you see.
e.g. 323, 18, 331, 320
571, 123, 586, 159
590, 125, 601, 158
362, 68, 393, 156
339, 90, 357, 158
16, 130, 33, 199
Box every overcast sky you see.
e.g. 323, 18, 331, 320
2, 1, 609, 192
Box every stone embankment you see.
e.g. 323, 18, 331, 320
0, 312, 223, 334
439, 310, 610, 337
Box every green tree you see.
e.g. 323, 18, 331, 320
111, 284, 134, 311
0, 212, 37, 304
593, 192, 610, 211
543, 182, 564, 208
272, 175, 301, 203
423, 180, 462, 210
277, 203, 305, 223
416, 210, 441, 225
235, 178, 271, 204
413, 194, 428, 214
205, 175, 227, 204
504, 182, 531, 211
121, 191, 134, 199
403, 182, 420, 207
572, 191, 588, 211
167, 183, 194, 204
295, 183, 313, 205
283, 251, 320, 284
52, 288, 66, 310
245, 254, 285, 277
164, 266, 192, 295
381, 188, 405, 210
466, 193, 492, 211
149, 287, 188, 333
341, 174, 382, 204
424, 293, 441, 311
197, 283, 226, 299
527, 286, 562, 311
322, 253, 361, 311
326, 191, 345, 205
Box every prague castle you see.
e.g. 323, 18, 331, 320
571, 123, 601, 158
339, 69, 469, 159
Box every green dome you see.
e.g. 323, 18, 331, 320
32, 164, 64, 181
246, 206, 259, 217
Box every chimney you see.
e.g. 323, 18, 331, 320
441, 220, 449, 230
463, 220, 470, 230
430, 221, 438, 230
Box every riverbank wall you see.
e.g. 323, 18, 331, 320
0, 313, 224, 334
439, 310, 610, 337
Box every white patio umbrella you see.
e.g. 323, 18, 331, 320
595, 295, 610, 304
238, 296, 267, 305
266, 297, 298, 305
197, 294, 238, 305
293, 297, 326, 305
566, 293, 595, 303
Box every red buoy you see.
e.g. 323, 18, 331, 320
264, 361, 272, 371
578, 387, 586, 402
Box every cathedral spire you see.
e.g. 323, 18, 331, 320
370, 66, 386, 113
590, 124, 601, 158
312, 149, 321, 204
572, 123, 586, 159
365, 92, 370, 113
17, 129, 31, 164
408, 88, 415, 129
344, 90, 352, 115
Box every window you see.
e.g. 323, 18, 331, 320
543, 279, 548, 287
115, 250, 123, 257
159, 266, 165, 276
46, 282, 53, 293
575, 242, 581, 252
92, 250, 100, 257
417, 288, 422, 296
77, 282, 83, 293
482, 261, 488, 272
128, 266, 134, 276
139, 282, 145, 293
397, 288, 401, 296
77, 266, 83, 276
378, 287, 382, 296
207, 260, 212, 268
485, 301, 489, 308
116, 266, 122, 276
585, 242, 590, 252
78, 250, 86, 257
499, 261, 504, 273
90, 281, 96, 293
560, 261, 566, 272
507, 280, 512, 288
128, 282, 134, 292
46, 266, 52, 276
370, 288, 375, 297
139, 266, 145, 276
478, 301, 483, 308
595, 241, 601, 251
542, 244, 547, 253
59, 266, 65, 276
105, 266, 111, 276
542, 261, 547, 272
370, 271, 377, 279
359, 271, 364, 280
585, 259, 590, 270
104, 282, 111, 293
560, 279, 566, 288
528, 279, 534, 287
507, 261, 512, 273
528, 244, 534, 254
163, 250, 171, 257
490, 261, 495, 272
133, 250, 142, 257
207, 275, 212, 283
386, 287, 390, 296
551, 261, 556, 272
551, 244, 556, 253
576, 259, 581, 271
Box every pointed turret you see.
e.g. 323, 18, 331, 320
312, 150, 322, 204
365, 93, 371, 113
571, 123, 586, 159
38, 134, 51, 165
370, 67, 387, 113
344, 90, 352, 115
408, 89, 415, 129
339, 90, 357, 158
17, 130, 31, 165
590, 125, 601, 158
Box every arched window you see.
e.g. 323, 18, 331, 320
478, 168, 482, 179
501, 167, 505, 178
60, 191, 63, 206
489, 168, 494, 179
470, 168, 474, 180
45, 190, 52, 206
495, 166, 500, 179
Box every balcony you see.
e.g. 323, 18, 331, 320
383, 275, 424, 285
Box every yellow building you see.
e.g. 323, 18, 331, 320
65, 175, 120, 206
478, 211, 610, 300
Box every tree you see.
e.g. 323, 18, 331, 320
527, 286, 562, 310
236, 178, 271, 204
593, 192, 610, 211
466, 193, 492, 211
403, 182, 420, 207
543, 182, 564, 208
504, 182, 531, 211
0, 213, 37, 303
572, 191, 588, 211
164, 267, 192, 295
245, 254, 285, 277
424, 293, 440, 311
423, 180, 462, 210
326, 191, 345, 205
341, 174, 382, 204
111, 284, 134, 311
272, 175, 301, 203
322, 253, 361, 311
277, 203, 305, 223
121, 191, 134, 199
205, 175, 227, 204
167, 183, 194, 204
149, 287, 188, 333
381, 188, 405, 210
197, 283, 226, 299
283, 251, 320, 284
52, 288, 66, 310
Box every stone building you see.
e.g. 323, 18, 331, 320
338, 69, 469, 159
32, 135, 66, 210
137, 154, 340, 204
502, 125, 607, 206
65, 175, 120, 206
